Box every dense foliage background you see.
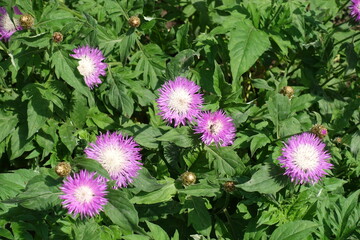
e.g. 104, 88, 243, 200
0, 0, 360, 239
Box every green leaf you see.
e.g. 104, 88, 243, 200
131, 125, 162, 149
157, 127, 193, 148
0, 169, 38, 200
75, 157, 111, 180
267, 94, 291, 136
290, 94, 316, 113
23, 84, 53, 139
237, 164, 285, 194
185, 196, 212, 236
51, 49, 94, 104
229, 20, 270, 81
0, 228, 13, 239
146, 221, 170, 240
0, 111, 18, 143
73, 219, 100, 240
166, 49, 197, 80
178, 179, 221, 197
58, 121, 77, 153
250, 133, 270, 156
130, 180, 176, 204
107, 75, 134, 117
104, 189, 139, 232
176, 22, 189, 51
131, 168, 164, 193
269, 220, 318, 240
206, 146, 245, 176
133, 43, 166, 89
15, 172, 62, 210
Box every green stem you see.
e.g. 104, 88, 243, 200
334, 32, 360, 46
58, 2, 84, 19
324, 0, 351, 24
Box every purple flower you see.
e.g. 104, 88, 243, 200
70, 46, 107, 89
156, 77, 203, 127
194, 110, 236, 147
278, 133, 333, 184
0, 7, 22, 41
60, 170, 108, 218
84, 132, 142, 188
350, 0, 360, 21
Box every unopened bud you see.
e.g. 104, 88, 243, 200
129, 16, 141, 28
280, 86, 294, 99
334, 137, 342, 144
181, 171, 196, 186
20, 14, 34, 29
310, 124, 328, 139
223, 181, 235, 192
52, 32, 63, 43
55, 162, 71, 177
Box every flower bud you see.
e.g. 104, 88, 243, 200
310, 124, 328, 139
280, 86, 294, 99
129, 16, 141, 28
181, 171, 196, 186
20, 14, 34, 29
55, 162, 72, 177
52, 32, 63, 43
334, 137, 342, 144
223, 181, 235, 192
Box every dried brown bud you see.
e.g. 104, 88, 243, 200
52, 32, 63, 43
280, 86, 294, 99
223, 181, 235, 192
129, 16, 141, 28
20, 14, 34, 29
310, 124, 328, 139
334, 137, 342, 144
181, 171, 196, 186
55, 162, 71, 177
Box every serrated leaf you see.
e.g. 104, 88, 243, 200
107, 76, 134, 117
269, 220, 318, 240
206, 146, 245, 176
229, 21, 270, 81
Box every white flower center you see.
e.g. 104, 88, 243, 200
77, 56, 95, 77
168, 88, 192, 114
99, 145, 126, 176
292, 144, 319, 171
74, 185, 94, 204
1, 13, 17, 32
207, 120, 223, 135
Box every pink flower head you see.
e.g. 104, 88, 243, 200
0, 6, 22, 41
194, 110, 236, 147
84, 132, 142, 188
60, 170, 108, 218
70, 46, 107, 89
350, 0, 360, 21
278, 133, 333, 184
156, 77, 203, 127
